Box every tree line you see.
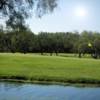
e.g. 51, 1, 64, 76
0, 28, 100, 58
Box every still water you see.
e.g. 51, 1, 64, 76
0, 82, 100, 100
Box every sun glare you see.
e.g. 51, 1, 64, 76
74, 6, 87, 17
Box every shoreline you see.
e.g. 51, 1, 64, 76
0, 77, 100, 87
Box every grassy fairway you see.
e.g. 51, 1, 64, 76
0, 53, 100, 84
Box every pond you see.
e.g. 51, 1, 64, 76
0, 82, 100, 100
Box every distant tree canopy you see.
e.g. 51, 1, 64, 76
0, 29, 100, 58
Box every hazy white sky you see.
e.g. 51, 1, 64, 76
1, 0, 100, 33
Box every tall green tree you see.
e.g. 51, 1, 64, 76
0, 0, 58, 27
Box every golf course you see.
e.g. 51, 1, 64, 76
0, 53, 100, 84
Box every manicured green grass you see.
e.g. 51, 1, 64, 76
0, 53, 100, 84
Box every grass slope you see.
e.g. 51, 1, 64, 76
0, 53, 100, 84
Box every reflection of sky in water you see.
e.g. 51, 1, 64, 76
0, 82, 100, 100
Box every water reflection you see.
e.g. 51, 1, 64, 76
0, 82, 100, 100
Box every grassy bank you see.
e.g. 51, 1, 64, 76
0, 53, 100, 84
